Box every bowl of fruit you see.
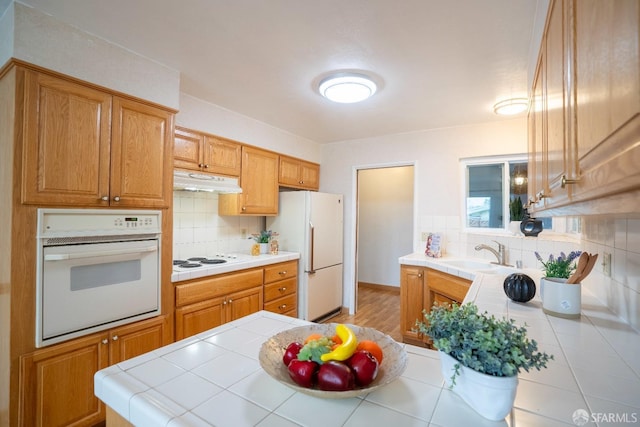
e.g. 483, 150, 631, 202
259, 323, 407, 398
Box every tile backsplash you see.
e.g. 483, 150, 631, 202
419, 215, 640, 332
173, 191, 264, 260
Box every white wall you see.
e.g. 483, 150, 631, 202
177, 93, 321, 163
320, 118, 528, 312
357, 166, 414, 287
5, 2, 180, 109
173, 191, 263, 260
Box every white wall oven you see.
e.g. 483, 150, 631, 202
36, 209, 162, 347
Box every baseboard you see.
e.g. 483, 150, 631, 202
358, 281, 400, 294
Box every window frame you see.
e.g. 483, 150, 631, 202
460, 154, 528, 233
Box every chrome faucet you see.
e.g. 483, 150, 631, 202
475, 240, 510, 266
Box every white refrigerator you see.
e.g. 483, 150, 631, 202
267, 191, 343, 321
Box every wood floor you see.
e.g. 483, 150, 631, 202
322, 284, 402, 342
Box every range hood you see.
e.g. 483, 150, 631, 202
173, 170, 242, 193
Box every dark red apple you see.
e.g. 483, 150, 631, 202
317, 361, 355, 391
283, 342, 303, 367
347, 350, 379, 386
287, 359, 318, 388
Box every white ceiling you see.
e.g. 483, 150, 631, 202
17, 0, 540, 143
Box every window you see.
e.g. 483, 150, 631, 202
462, 155, 551, 232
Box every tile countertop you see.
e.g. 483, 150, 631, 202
171, 252, 300, 282
95, 258, 640, 427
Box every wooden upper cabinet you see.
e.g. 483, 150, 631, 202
219, 146, 279, 215
21, 69, 112, 206
173, 126, 241, 177
527, 0, 640, 215
174, 126, 204, 171
203, 135, 241, 176
20, 68, 174, 208
570, 0, 640, 203
111, 97, 173, 208
279, 155, 320, 190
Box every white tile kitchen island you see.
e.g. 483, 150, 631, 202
95, 271, 640, 426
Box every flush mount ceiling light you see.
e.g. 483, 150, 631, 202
493, 98, 528, 115
318, 73, 377, 103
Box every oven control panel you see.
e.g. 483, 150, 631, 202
37, 209, 162, 237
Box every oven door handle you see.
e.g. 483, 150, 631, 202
44, 245, 158, 261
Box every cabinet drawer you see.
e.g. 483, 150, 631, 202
264, 261, 297, 283
264, 293, 297, 315
175, 269, 263, 306
264, 277, 297, 302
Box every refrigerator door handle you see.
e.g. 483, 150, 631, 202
308, 221, 315, 274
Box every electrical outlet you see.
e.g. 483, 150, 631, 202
241, 228, 247, 239
421, 232, 430, 242
603, 252, 612, 277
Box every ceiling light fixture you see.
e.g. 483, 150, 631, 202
318, 73, 377, 103
493, 98, 528, 115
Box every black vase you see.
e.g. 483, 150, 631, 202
503, 273, 536, 303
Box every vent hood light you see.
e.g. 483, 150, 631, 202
493, 98, 528, 115
173, 171, 242, 193
318, 73, 377, 103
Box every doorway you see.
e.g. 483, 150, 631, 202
355, 165, 414, 311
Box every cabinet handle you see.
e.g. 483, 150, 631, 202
112, 335, 118, 341
279, 304, 287, 310
223, 300, 227, 305
299, 180, 303, 184
203, 164, 209, 169
561, 175, 580, 188
241, 206, 246, 211
417, 273, 422, 278
100, 196, 109, 201
102, 339, 108, 345
279, 287, 286, 292
198, 163, 204, 168
228, 299, 233, 304
279, 271, 287, 275
113, 196, 120, 202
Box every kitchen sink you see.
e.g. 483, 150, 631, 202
438, 259, 516, 275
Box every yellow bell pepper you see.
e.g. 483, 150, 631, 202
320, 324, 358, 362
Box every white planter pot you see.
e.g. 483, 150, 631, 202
541, 277, 581, 319
509, 220, 523, 235
259, 243, 269, 254
439, 352, 518, 421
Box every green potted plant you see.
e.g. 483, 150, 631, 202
508, 196, 524, 235
250, 230, 275, 254
416, 302, 552, 420
535, 250, 583, 318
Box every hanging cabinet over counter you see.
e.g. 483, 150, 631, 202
528, 0, 640, 216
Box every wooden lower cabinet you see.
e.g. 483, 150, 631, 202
18, 316, 169, 427
174, 269, 264, 340
400, 265, 471, 347
263, 261, 298, 317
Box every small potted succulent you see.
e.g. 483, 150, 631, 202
535, 250, 583, 318
416, 302, 552, 420
508, 196, 524, 235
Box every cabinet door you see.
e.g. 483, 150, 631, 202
427, 270, 471, 304
544, 0, 572, 207
174, 126, 204, 171
19, 334, 109, 427
528, 59, 546, 211
399, 266, 427, 344
300, 161, 320, 190
571, 0, 640, 201
109, 316, 170, 364
111, 97, 173, 208
175, 296, 226, 340
226, 286, 263, 322
203, 135, 241, 177
21, 69, 112, 206
219, 146, 279, 215
278, 156, 301, 187
240, 146, 279, 214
